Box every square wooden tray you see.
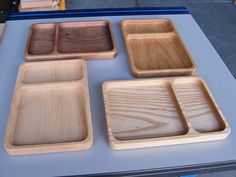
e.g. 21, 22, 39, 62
103, 77, 230, 150
25, 20, 117, 61
121, 19, 196, 78
4, 60, 93, 155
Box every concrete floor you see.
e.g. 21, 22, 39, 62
65, 1, 236, 176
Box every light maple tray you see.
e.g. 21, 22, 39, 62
121, 19, 196, 78
103, 77, 230, 150
25, 20, 117, 61
4, 60, 93, 155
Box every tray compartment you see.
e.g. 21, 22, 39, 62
20, 61, 84, 84
12, 84, 88, 146
58, 21, 114, 53
127, 33, 194, 76
25, 21, 117, 61
122, 19, 174, 34
173, 78, 226, 133
104, 80, 188, 141
103, 77, 230, 150
4, 60, 93, 155
28, 24, 56, 55
121, 19, 196, 78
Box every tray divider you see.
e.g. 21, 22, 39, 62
53, 24, 59, 54
126, 31, 177, 40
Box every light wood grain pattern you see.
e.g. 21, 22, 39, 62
20, 0, 53, 9
103, 77, 230, 150
105, 81, 188, 141
122, 19, 174, 34
173, 78, 226, 133
121, 19, 196, 78
20, 60, 84, 84
25, 21, 117, 61
4, 60, 93, 155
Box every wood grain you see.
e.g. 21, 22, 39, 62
104, 81, 188, 141
121, 19, 196, 78
122, 19, 174, 34
103, 77, 230, 150
128, 33, 193, 70
28, 24, 56, 55
4, 60, 93, 155
20, 61, 84, 84
13, 84, 87, 145
58, 24, 113, 53
173, 78, 226, 133
25, 21, 117, 61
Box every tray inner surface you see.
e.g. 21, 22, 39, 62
20, 61, 84, 84
123, 20, 174, 34
28, 24, 56, 55
58, 22, 113, 53
121, 19, 196, 77
128, 34, 193, 70
12, 84, 87, 146
103, 77, 230, 149
105, 81, 188, 140
5, 60, 92, 155
173, 78, 225, 133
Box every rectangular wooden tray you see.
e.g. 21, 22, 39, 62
121, 19, 196, 78
103, 77, 230, 150
4, 60, 93, 155
25, 20, 117, 61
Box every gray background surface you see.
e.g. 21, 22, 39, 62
0, 13, 236, 177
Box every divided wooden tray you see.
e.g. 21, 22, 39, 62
25, 20, 117, 61
4, 60, 93, 155
121, 19, 196, 78
103, 77, 230, 150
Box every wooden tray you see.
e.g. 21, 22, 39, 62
4, 60, 93, 155
121, 19, 196, 78
103, 77, 230, 150
25, 20, 117, 61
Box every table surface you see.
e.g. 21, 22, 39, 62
0, 14, 236, 177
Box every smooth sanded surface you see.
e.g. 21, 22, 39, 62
58, 23, 113, 53
28, 24, 56, 55
104, 80, 188, 140
128, 34, 193, 70
0, 14, 236, 177
12, 85, 87, 146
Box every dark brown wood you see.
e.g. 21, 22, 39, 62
25, 20, 117, 61
58, 23, 113, 53
28, 24, 56, 55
